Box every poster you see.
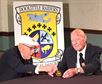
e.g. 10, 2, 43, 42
13, 1, 64, 65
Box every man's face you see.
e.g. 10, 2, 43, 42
71, 35, 86, 51
21, 44, 34, 59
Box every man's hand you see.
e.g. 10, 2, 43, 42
38, 64, 58, 77
62, 68, 77, 78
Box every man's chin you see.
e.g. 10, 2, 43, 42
74, 48, 81, 51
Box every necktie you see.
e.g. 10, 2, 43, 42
79, 53, 85, 67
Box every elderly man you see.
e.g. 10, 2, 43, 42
49, 28, 102, 78
0, 35, 55, 82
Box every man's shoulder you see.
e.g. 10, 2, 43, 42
87, 43, 102, 52
64, 46, 75, 54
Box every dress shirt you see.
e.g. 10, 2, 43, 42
76, 45, 87, 68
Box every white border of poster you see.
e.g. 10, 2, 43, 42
13, 1, 64, 65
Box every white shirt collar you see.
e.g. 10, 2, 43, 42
77, 44, 87, 59
78, 44, 87, 54
76, 44, 87, 68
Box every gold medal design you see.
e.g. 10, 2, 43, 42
55, 70, 62, 77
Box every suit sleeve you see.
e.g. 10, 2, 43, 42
5, 52, 36, 74
57, 48, 68, 74
83, 49, 102, 75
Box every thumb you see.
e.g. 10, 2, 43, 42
48, 72, 54, 77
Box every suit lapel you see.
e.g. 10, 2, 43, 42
85, 44, 90, 63
72, 49, 77, 66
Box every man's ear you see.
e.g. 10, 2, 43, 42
18, 44, 24, 52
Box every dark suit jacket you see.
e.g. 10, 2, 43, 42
0, 46, 36, 82
58, 44, 102, 75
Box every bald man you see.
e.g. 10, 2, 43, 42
48, 29, 102, 78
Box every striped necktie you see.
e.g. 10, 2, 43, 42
79, 53, 85, 67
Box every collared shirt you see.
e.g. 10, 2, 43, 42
76, 45, 87, 68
